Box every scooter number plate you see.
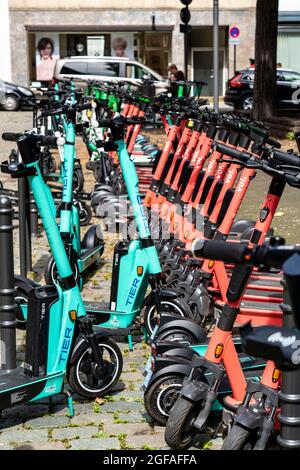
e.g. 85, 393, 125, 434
143, 369, 153, 389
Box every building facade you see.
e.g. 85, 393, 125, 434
2, 0, 257, 95
278, 0, 300, 71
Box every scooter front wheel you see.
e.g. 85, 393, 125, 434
222, 424, 255, 450
44, 255, 80, 286
165, 396, 200, 449
79, 202, 92, 226
68, 339, 123, 398
73, 168, 84, 193
15, 286, 29, 330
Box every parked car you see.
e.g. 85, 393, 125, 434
224, 68, 300, 111
0, 80, 35, 111
53, 56, 169, 95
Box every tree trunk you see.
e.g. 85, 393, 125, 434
253, 0, 279, 120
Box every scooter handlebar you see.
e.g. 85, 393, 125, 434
213, 142, 252, 162
2, 132, 22, 142
192, 239, 249, 263
270, 149, 300, 168
4, 132, 58, 147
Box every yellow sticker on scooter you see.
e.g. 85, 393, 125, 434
272, 368, 281, 383
208, 260, 215, 269
215, 343, 224, 358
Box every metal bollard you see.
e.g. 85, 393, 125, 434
0, 196, 17, 371
278, 257, 300, 449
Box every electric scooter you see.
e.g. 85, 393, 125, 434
10, 114, 194, 348
40, 99, 105, 286
163, 145, 300, 450
0, 132, 123, 414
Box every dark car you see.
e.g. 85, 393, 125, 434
224, 68, 300, 111
0, 80, 35, 111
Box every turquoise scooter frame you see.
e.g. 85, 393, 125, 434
42, 95, 104, 286
0, 131, 123, 411
16, 112, 190, 349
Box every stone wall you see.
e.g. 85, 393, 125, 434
9, 7, 255, 86
10, 0, 256, 11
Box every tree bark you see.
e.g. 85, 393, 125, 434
253, 0, 279, 120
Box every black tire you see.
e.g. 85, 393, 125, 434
1, 94, 19, 111
239, 95, 253, 112
73, 168, 84, 192
144, 298, 194, 336
68, 339, 123, 398
144, 374, 184, 426
222, 424, 254, 450
165, 396, 199, 449
44, 255, 80, 286
79, 201, 92, 226
155, 327, 198, 346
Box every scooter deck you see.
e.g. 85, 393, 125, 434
0, 367, 64, 410
84, 301, 110, 312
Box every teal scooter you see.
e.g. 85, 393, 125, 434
13, 113, 193, 347
41, 98, 104, 286
0, 131, 123, 410
81, 115, 193, 348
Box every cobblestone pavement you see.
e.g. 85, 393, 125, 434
0, 110, 298, 451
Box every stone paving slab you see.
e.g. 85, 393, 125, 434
70, 437, 120, 450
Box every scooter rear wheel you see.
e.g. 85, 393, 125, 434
68, 339, 123, 398
155, 327, 199, 346
143, 298, 194, 336
144, 373, 184, 426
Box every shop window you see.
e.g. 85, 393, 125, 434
61, 61, 87, 75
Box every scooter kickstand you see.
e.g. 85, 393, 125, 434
63, 389, 74, 418
48, 396, 54, 415
128, 333, 133, 352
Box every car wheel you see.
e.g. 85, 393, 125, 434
1, 95, 19, 111
240, 95, 253, 111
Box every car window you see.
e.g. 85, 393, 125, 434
126, 64, 153, 80
281, 71, 300, 82
87, 61, 119, 76
60, 62, 88, 75
242, 73, 254, 81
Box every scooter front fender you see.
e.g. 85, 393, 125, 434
180, 377, 208, 402
68, 329, 120, 365
147, 363, 192, 390
155, 318, 208, 344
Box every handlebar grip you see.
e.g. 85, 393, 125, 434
214, 142, 251, 162
79, 103, 92, 111
271, 149, 300, 168
192, 239, 249, 263
267, 137, 281, 149
97, 119, 112, 128
2, 132, 22, 142
41, 108, 62, 117
41, 135, 58, 146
